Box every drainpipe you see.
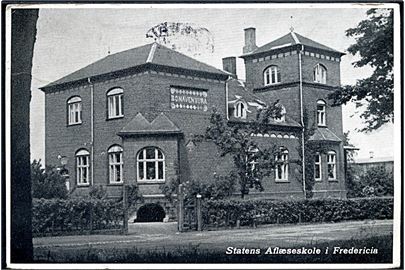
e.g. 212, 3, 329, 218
88, 77, 94, 186
298, 45, 306, 198
225, 77, 231, 120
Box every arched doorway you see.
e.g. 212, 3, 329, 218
136, 203, 166, 222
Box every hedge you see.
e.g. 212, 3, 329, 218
202, 197, 393, 228
32, 198, 124, 236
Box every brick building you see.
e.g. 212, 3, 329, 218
41, 28, 347, 221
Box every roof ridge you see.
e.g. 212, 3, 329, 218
146, 42, 158, 63
290, 31, 300, 44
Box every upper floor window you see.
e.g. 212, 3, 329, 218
234, 101, 247, 119
264, 65, 281, 86
67, 96, 82, 125
107, 88, 123, 119
327, 151, 336, 180
317, 100, 326, 126
137, 147, 165, 182
314, 64, 327, 84
314, 152, 322, 180
108, 145, 123, 184
76, 149, 90, 185
275, 148, 289, 181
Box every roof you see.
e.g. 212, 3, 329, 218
241, 31, 344, 58
309, 128, 342, 142
118, 112, 182, 136
353, 157, 394, 164
42, 43, 228, 89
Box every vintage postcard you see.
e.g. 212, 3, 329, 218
3, 2, 402, 269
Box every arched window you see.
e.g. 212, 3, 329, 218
107, 88, 123, 119
76, 149, 90, 185
108, 145, 123, 184
67, 96, 82, 125
264, 65, 281, 86
234, 101, 247, 119
137, 147, 165, 182
327, 151, 336, 180
314, 64, 327, 84
314, 152, 322, 180
275, 148, 289, 181
317, 100, 326, 126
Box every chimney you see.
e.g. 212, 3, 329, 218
243, 27, 258, 54
369, 151, 374, 159
222, 57, 237, 78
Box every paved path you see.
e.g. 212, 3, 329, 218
34, 219, 392, 251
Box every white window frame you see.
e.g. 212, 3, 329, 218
137, 147, 165, 183
327, 151, 337, 180
67, 96, 82, 125
234, 101, 247, 119
317, 100, 326, 126
275, 149, 289, 181
314, 63, 327, 84
108, 145, 123, 184
314, 152, 322, 181
76, 149, 90, 186
264, 66, 281, 86
246, 147, 259, 177
107, 88, 124, 119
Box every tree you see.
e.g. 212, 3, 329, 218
350, 166, 393, 198
329, 8, 393, 132
31, 159, 68, 199
202, 104, 283, 198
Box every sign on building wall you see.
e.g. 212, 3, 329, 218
170, 86, 208, 111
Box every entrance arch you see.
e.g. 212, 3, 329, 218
136, 203, 166, 222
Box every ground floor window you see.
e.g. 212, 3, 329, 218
275, 148, 289, 181
76, 149, 90, 185
108, 145, 123, 184
327, 151, 336, 180
314, 152, 322, 180
137, 147, 165, 182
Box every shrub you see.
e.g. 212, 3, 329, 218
202, 197, 393, 228
31, 159, 68, 199
32, 197, 124, 235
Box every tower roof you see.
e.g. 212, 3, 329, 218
241, 31, 344, 58
41, 42, 228, 90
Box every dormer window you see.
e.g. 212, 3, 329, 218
317, 100, 326, 126
234, 101, 247, 119
264, 65, 281, 85
274, 104, 286, 122
314, 64, 327, 84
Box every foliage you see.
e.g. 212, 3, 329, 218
202, 104, 283, 198
347, 166, 393, 198
31, 159, 68, 199
32, 197, 124, 235
202, 197, 393, 228
89, 185, 107, 199
329, 9, 394, 132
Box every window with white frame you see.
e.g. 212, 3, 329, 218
317, 100, 326, 126
313, 64, 327, 84
234, 101, 247, 119
107, 88, 123, 119
108, 145, 123, 184
327, 151, 336, 180
314, 152, 322, 180
246, 147, 259, 178
274, 104, 286, 122
264, 66, 281, 85
67, 96, 82, 125
275, 148, 289, 181
76, 149, 90, 185
137, 147, 165, 182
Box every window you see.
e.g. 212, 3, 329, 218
314, 153, 322, 180
76, 149, 90, 185
327, 151, 336, 180
234, 102, 247, 119
67, 96, 82, 125
275, 148, 289, 181
108, 145, 123, 184
274, 104, 286, 122
264, 66, 281, 85
137, 147, 165, 182
107, 88, 123, 119
246, 147, 259, 178
317, 100, 326, 126
314, 64, 327, 84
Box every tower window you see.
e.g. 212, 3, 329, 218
317, 100, 326, 126
76, 149, 90, 186
314, 64, 327, 84
264, 66, 281, 85
327, 151, 336, 180
107, 88, 123, 119
137, 147, 165, 182
67, 96, 82, 125
234, 101, 247, 119
275, 148, 289, 181
108, 145, 123, 184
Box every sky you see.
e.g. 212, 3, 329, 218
30, 4, 395, 163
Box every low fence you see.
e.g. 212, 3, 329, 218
32, 198, 125, 237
